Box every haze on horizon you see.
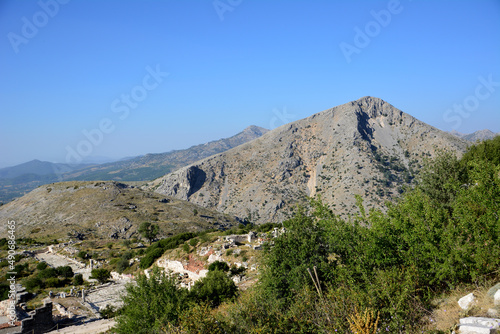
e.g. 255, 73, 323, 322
0, 0, 499, 168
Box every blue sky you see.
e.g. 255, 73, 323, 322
0, 0, 499, 168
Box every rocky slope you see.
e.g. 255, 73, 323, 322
150, 97, 468, 223
0, 181, 239, 240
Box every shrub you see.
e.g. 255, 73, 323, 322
38, 267, 58, 279
73, 274, 84, 285
77, 250, 87, 260
116, 258, 129, 274
45, 277, 61, 288
139, 248, 164, 269
115, 267, 189, 333
56, 266, 74, 278
91, 269, 110, 284
208, 261, 229, 272
190, 270, 237, 307
24, 277, 43, 291
36, 262, 48, 271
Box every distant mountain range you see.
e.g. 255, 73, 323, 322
449, 129, 498, 142
151, 96, 469, 222
0, 126, 268, 204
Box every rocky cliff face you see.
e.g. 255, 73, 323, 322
150, 97, 468, 223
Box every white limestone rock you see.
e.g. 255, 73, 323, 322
459, 293, 476, 310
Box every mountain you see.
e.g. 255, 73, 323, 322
69, 125, 269, 182
0, 160, 91, 179
150, 97, 468, 223
450, 129, 498, 142
0, 181, 239, 240
0, 126, 268, 204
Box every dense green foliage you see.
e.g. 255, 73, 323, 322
208, 261, 229, 272
116, 138, 499, 333
90, 268, 111, 284
139, 232, 201, 269
116, 266, 237, 333
190, 269, 237, 307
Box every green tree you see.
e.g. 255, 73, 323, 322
36, 262, 48, 271
56, 265, 74, 278
73, 274, 84, 285
208, 261, 229, 272
191, 269, 237, 307
260, 205, 330, 301
115, 267, 189, 334
90, 268, 111, 284
38, 267, 58, 279
138, 222, 159, 245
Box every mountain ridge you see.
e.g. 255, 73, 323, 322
449, 129, 498, 142
0, 126, 268, 204
151, 96, 468, 223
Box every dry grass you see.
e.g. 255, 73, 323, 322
348, 307, 380, 334
425, 281, 500, 332
0, 181, 239, 241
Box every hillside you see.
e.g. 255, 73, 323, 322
150, 96, 468, 223
450, 129, 498, 142
0, 181, 239, 241
0, 126, 268, 204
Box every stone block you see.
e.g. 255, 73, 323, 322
460, 317, 500, 329
495, 289, 500, 306
459, 293, 476, 310
457, 324, 496, 333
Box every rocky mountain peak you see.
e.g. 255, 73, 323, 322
150, 97, 468, 223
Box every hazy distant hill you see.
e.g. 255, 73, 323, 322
0, 160, 91, 179
151, 97, 468, 223
449, 129, 498, 142
70, 125, 269, 181
0, 181, 239, 240
0, 126, 268, 204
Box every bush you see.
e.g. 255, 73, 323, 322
208, 261, 229, 272
73, 274, 84, 285
139, 248, 164, 269
115, 267, 189, 333
56, 266, 74, 278
36, 262, 48, 271
116, 258, 129, 274
189, 238, 198, 247
91, 269, 110, 284
45, 277, 61, 288
24, 277, 43, 291
38, 267, 58, 279
190, 270, 237, 307
77, 250, 87, 260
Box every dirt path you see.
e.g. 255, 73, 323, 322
46, 318, 116, 334
35, 252, 93, 280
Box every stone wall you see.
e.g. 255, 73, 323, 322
20, 301, 53, 334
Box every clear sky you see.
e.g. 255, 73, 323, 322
1, 0, 499, 168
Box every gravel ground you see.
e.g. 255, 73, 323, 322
45, 318, 116, 334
